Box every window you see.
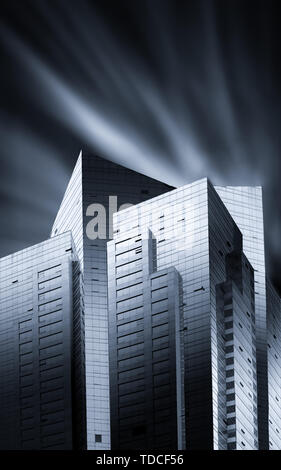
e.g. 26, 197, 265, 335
227, 405, 235, 413
226, 357, 234, 365
193, 286, 205, 293
95, 434, 102, 443
226, 381, 234, 390
226, 370, 234, 378
227, 417, 235, 425
226, 393, 235, 401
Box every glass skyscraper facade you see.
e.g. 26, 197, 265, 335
215, 186, 268, 448
0, 153, 280, 451
50, 151, 173, 449
266, 278, 281, 449
108, 178, 261, 449
108, 229, 185, 449
0, 231, 86, 450
216, 252, 258, 449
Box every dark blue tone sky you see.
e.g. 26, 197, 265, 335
0, 0, 280, 293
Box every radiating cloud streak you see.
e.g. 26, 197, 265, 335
1, 25, 186, 186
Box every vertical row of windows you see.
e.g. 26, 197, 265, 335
37, 266, 66, 449
18, 263, 67, 449
19, 316, 34, 449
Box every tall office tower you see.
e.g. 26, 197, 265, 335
216, 252, 258, 449
50, 151, 173, 449
266, 278, 281, 449
107, 230, 185, 449
108, 177, 259, 449
214, 186, 268, 448
0, 232, 86, 450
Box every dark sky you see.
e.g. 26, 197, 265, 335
0, 0, 280, 294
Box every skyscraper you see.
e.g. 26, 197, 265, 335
0, 231, 85, 450
108, 178, 259, 449
266, 278, 281, 449
215, 186, 268, 448
50, 151, 173, 449
0, 151, 279, 451
216, 251, 258, 449
108, 229, 185, 449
